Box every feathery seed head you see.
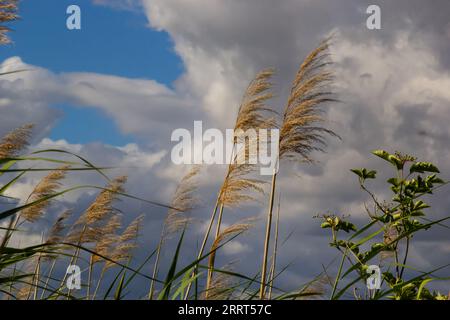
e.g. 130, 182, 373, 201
0, 124, 33, 159
163, 166, 201, 239
84, 176, 127, 225
21, 166, 68, 223
279, 39, 339, 162
0, 0, 18, 44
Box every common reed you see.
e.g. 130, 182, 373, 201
259, 39, 338, 299
89, 214, 122, 299
20, 166, 69, 223
39, 210, 72, 299
45, 210, 72, 246
185, 69, 276, 299
1, 166, 68, 251
107, 214, 143, 268
16, 257, 38, 300
149, 165, 201, 299
205, 219, 254, 298
64, 176, 127, 298
204, 263, 236, 300
0, 0, 18, 44
267, 194, 281, 300
0, 124, 33, 159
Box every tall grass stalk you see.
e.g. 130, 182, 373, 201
260, 39, 338, 298
187, 70, 276, 298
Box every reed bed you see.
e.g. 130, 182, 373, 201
1, 6, 448, 299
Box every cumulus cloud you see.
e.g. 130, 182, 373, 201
0, 57, 200, 145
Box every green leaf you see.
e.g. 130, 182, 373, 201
413, 200, 430, 211
350, 168, 377, 180
410, 162, 440, 174
114, 269, 127, 300
372, 150, 391, 162
321, 222, 332, 229
365, 170, 377, 179
158, 229, 185, 300
171, 268, 201, 300
338, 221, 357, 233
387, 178, 400, 186
350, 169, 364, 178
416, 278, 434, 300
372, 150, 403, 169
388, 155, 403, 170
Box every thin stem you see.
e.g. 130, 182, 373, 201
394, 244, 400, 279
205, 203, 225, 294
87, 255, 93, 300
31, 256, 41, 300
331, 248, 348, 300
259, 171, 277, 299
148, 236, 164, 300
184, 197, 220, 299
268, 194, 281, 300
399, 237, 410, 279
41, 258, 57, 299
92, 267, 106, 300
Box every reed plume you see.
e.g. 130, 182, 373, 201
205, 219, 254, 298
149, 165, 201, 299
185, 69, 275, 299
92, 214, 122, 264
64, 176, 127, 298
90, 214, 123, 299
90, 215, 142, 299
16, 254, 40, 300
106, 214, 143, 269
204, 263, 236, 300
39, 210, 72, 299
90, 214, 138, 299
20, 166, 69, 223
46, 210, 72, 245
1, 164, 68, 252
84, 176, 127, 226
0, 124, 33, 159
0, 0, 18, 44
260, 39, 338, 299
67, 176, 127, 244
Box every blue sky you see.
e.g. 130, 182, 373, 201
0, 0, 183, 145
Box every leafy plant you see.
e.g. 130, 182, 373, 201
320, 149, 450, 300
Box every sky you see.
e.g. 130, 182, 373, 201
0, 0, 182, 145
1, 0, 450, 298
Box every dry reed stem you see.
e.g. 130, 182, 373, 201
260, 39, 338, 299
186, 69, 276, 299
